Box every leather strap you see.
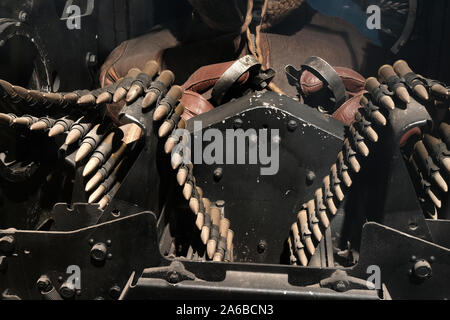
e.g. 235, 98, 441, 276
301, 56, 347, 109
211, 55, 261, 105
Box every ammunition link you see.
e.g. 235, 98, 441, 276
403, 72, 428, 91
371, 84, 392, 104
146, 80, 168, 96
216, 237, 227, 255
386, 75, 406, 92
134, 73, 152, 89
210, 225, 220, 242
159, 94, 177, 113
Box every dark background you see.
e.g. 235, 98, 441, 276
0, 0, 449, 91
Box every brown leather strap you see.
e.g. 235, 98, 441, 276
180, 90, 214, 120
182, 61, 250, 94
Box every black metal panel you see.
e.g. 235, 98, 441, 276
0, 211, 160, 300
188, 92, 345, 264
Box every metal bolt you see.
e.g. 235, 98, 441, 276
90, 243, 107, 262
36, 275, 52, 292
335, 281, 347, 292
106, 240, 112, 246
257, 241, 267, 254
18, 11, 28, 22
0, 236, 15, 254
306, 171, 316, 185
59, 282, 75, 299
86, 52, 97, 67
413, 260, 432, 279
287, 120, 298, 132
213, 167, 223, 182
168, 271, 179, 284
89, 238, 95, 245
109, 285, 122, 299
233, 118, 243, 129
0, 256, 7, 271
216, 200, 225, 208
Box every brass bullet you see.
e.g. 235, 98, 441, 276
189, 196, 200, 215
201, 202, 212, 244
423, 134, 450, 175
365, 77, 395, 110
113, 87, 127, 103
30, 122, 46, 131
30, 118, 55, 131
142, 70, 176, 109
195, 211, 205, 231
63, 91, 88, 104
409, 157, 442, 208
331, 164, 345, 201
337, 152, 352, 187
85, 171, 103, 192
126, 85, 143, 103
43, 92, 65, 105
171, 150, 184, 170
153, 85, 184, 121
12, 85, 34, 104
75, 143, 94, 163
83, 158, 101, 177
297, 209, 315, 255
287, 237, 298, 266
0, 79, 19, 99
369, 110, 387, 127
113, 68, 141, 103
431, 83, 449, 97
48, 124, 66, 137
65, 130, 82, 145
77, 94, 97, 106
97, 181, 121, 210
83, 131, 116, 176
306, 200, 322, 242
13, 115, 38, 126
89, 185, 106, 204
414, 141, 448, 192
0, 113, 15, 125
323, 176, 338, 215
126, 61, 160, 103
183, 180, 194, 200
87, 142, 127, 191
158, 103, 185, 138
290, 222, 308, 266
207, 207, 221, 259
165, 135, 180, 154
75, 124, 108, 162
378, 64, 411, 104
360, 95, 369, 106
28, 90, 47, 105
426, 188, 442, 208
48, 117, 76, 137
431, 172, 448, 193
177, 162, 192, 186
65, 120, 93, 145
196, 186, 203, 199
88, 160, 123, 203
393, 60, 429, 101
364, 126, 378, 143
213, 218, 230, 261
225, 229, 234, 263
344, 139, 361, 173
96, 91, 112, 104
142, 91, 157, 109
315, 188, 330, 228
